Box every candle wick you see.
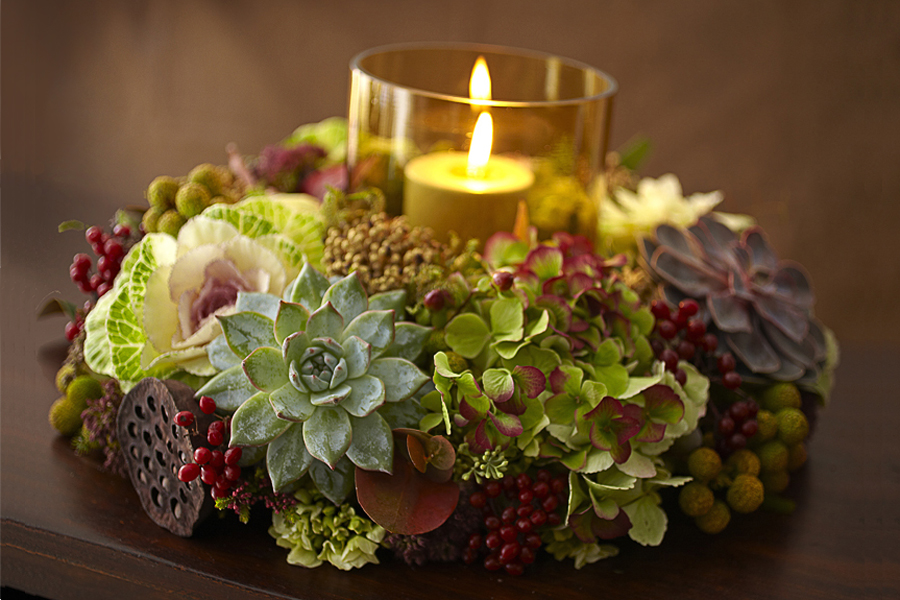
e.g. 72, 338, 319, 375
466, 164, 487, 179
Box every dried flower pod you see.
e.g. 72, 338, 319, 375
117, 378, 216, 536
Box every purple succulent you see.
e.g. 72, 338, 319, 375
640, 215, 828, 383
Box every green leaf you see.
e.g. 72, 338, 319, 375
419, 412, 445, 433
305, 302, 344, 341
545, 393, 577, 425
236, 292, 281, 320
321, 274, 368, 324
433, 352, 462, 378
586, 468, 637, 491
582, 448, 615, 474
622, 495, 667, 546
230, 392, 291, 446
593, 339, 622, 367
195, 364, 256, 412
269, 383, 315, 421
594, 364, 629, 398
620, 372, 664, 400
617, 451, 657, 479
58, 219, 85, 232
445, 313, 490, 359
382, 322, 431, 362
346, 412, 394, 473
267, 423, 313, 491
309, 456, 355, 504
567, 471, 589, 517
482, 368, 514, 403
588, 491, 620, 520
367, 358, 429, 403
342, 310, 395, 358
219, 312, 277, 359
303, 406, 352, 468
581, 380, 608, 408
341, 375, 386, 417
288, 263, 330, 311
617, 136, 652, 171
490, 297, 524, 343
274, 301, 309, 344
243, 346, 289, 392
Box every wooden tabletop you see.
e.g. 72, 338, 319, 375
3, 1, 899, 598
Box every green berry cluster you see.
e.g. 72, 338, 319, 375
142, 164, 240, 237
680, 382, 812, 532
48, 374, 103, 436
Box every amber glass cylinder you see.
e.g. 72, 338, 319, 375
347, 43, 616, 242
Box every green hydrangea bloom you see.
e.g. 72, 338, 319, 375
542, 526, 619, 570
269, 488, 385, 570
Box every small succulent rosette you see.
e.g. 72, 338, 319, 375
196, 263, 431, 503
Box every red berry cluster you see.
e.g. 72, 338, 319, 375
175, 396, 243, 499
715, 399, 759, 455
650, 299, 742, 390
463, 470, 567, 576
66, 225, 132, 340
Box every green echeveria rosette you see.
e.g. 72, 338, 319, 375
197, 263, 431, 503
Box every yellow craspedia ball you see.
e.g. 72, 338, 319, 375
726, 474, 765, 513
188, 163, 231, 196
49, 397, 83, 436
55, 363, 78, 393
146, 175, 180, 210
725, 449, 761, 477
776, 408, 809, 445
757, 440, 789, 472
695, 500, 731, 534
787, 442, 808, 471
66, 375, 103, 412
157, 209, 187, 237
141, 206, 165, 233
754, 410, 778, 442
679, 482, 715, 517
760, 382, 801, 412
761, 469, 790, 493
175, 182, 210, 218
687, 447, 723, 482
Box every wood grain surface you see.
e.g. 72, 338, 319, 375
2, 1, 899, 598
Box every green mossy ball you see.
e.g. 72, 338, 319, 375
146, 176, 180, 211
687, 447, 722, 482
726, 449, 761, 477
49, 397, 83, 436
757, 440, 789, 473
787, 442, 808, 471
188, 163, 230, 196
754, 410, 779, 442
142, 206, 165, 233
679, 482, 715, 517
175, 182, 211, 218
761, 469, 791, 494
55, 364, 77, 393
760, 382, 802, 412
157, 209, 187, 237
66, 375, 103, 412
726, 474, 765, 513
776, 408, 810, 446
695, 500, 731, 534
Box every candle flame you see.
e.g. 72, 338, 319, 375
467, 111, 493, 178
469, 56, 491, 103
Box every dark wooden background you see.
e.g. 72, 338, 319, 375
2, 1, 899, 599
